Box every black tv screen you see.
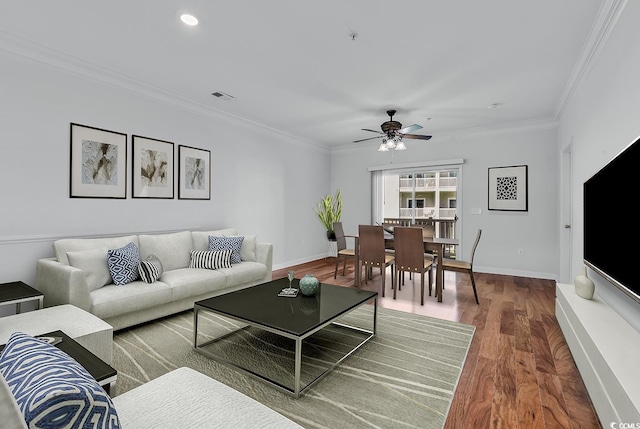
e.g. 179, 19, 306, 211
584, 134, 640, 303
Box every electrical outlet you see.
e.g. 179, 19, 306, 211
517, 248, 524, 256
471, 208, 482, 215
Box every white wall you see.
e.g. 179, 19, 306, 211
330, 124, 559, 279
558, 1, 640, 331
0, 50, 332, 290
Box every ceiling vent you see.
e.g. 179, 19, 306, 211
211, 91, 234, 101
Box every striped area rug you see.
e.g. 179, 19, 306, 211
113, 306, 475, 429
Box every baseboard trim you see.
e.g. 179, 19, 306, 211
475, 265, 557, 281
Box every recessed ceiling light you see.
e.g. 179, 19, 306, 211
180, 14, 198, 26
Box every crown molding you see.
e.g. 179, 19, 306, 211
554, 0, 629, 120
0, 29, 328, 152
431, 117, 558, 137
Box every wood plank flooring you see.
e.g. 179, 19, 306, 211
273, 258, 602, 429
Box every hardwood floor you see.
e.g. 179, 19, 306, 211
273, 258, 602, 429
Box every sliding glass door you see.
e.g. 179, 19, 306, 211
382, 169, 458, 224
375, 166, 460, 257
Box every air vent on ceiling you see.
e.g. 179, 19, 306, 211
211, 91, 234, 101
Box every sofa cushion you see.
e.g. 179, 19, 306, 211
189, 250, 232, 270
0, 332, 120, 428
107, 242, 141, 285
54, 235, 139, 265
90, 281, 172, 319
239, 235, 257, 261
160, 268, 227, 301
191, 228, 237, 251
209, 235, 244, 264
218, 262, 268, 287
138, 231, 192, 271
67, 247, 112, 291
139, 254, 164, 283
112, 367, 303, 428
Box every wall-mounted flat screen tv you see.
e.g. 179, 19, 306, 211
584, 134, 640, 303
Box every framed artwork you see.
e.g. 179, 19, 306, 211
488, 165, 528, 211
178, 145, 210, 200
70, 123, 127, 198
132, 135, 174, 199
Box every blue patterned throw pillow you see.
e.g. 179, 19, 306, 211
107, 242, 141, 285
0, 332, 120, 429
208, 235, 244, 264
138, 254, 164, 283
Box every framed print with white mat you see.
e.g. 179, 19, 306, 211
488, 165, 528, 211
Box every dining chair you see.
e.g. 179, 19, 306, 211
358, 225, 395, 297
397, 224, 435, 283
440, 228, 482, 304
333, 222, 356, 278
420, 224, 435, 239
393, 227, 434, 305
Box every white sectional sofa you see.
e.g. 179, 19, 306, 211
1, 367, 302, 428
0, 304, 113, 364
35, 228, 273, 331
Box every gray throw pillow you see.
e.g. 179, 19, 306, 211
138, 254, 164, 283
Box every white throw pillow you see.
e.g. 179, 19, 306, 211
66, 247, 112, 291
239, 235, 257, 262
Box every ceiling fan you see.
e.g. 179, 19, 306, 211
353, 109, 432, 150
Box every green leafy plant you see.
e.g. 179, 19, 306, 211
314, 189, 342, 233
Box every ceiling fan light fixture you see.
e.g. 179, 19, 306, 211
355, 109, 432, 152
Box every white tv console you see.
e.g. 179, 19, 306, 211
555, 283, 640, 425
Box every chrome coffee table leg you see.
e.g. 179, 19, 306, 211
294, 338, 302, 397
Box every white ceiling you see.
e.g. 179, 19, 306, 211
0, 1, 604, 149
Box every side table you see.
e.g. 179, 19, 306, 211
0, 281, 44, 314
0, 330, 117, 395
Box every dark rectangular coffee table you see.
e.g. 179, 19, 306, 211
194, 278, 377, 397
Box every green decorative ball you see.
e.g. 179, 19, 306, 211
299, 274, 319, 296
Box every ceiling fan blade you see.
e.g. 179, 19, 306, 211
399, 124, 423, 134
401, 134, 432, 140
361, 128, 385, 135
353, 136, 384, 143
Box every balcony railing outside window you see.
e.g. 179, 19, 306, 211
438, 177, 457, 187
383, 217, 457, 258
399, 177, 437, 189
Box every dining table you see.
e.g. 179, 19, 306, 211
346, 231, 459, 303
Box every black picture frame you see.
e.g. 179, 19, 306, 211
178, 145, 210, 200
488, 165, 528, 211
70, 123, 127, 199
132, 135, 175, 199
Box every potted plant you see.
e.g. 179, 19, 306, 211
314, 189, 342, 240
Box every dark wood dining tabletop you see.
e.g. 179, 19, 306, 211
346, 232, 459, 302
